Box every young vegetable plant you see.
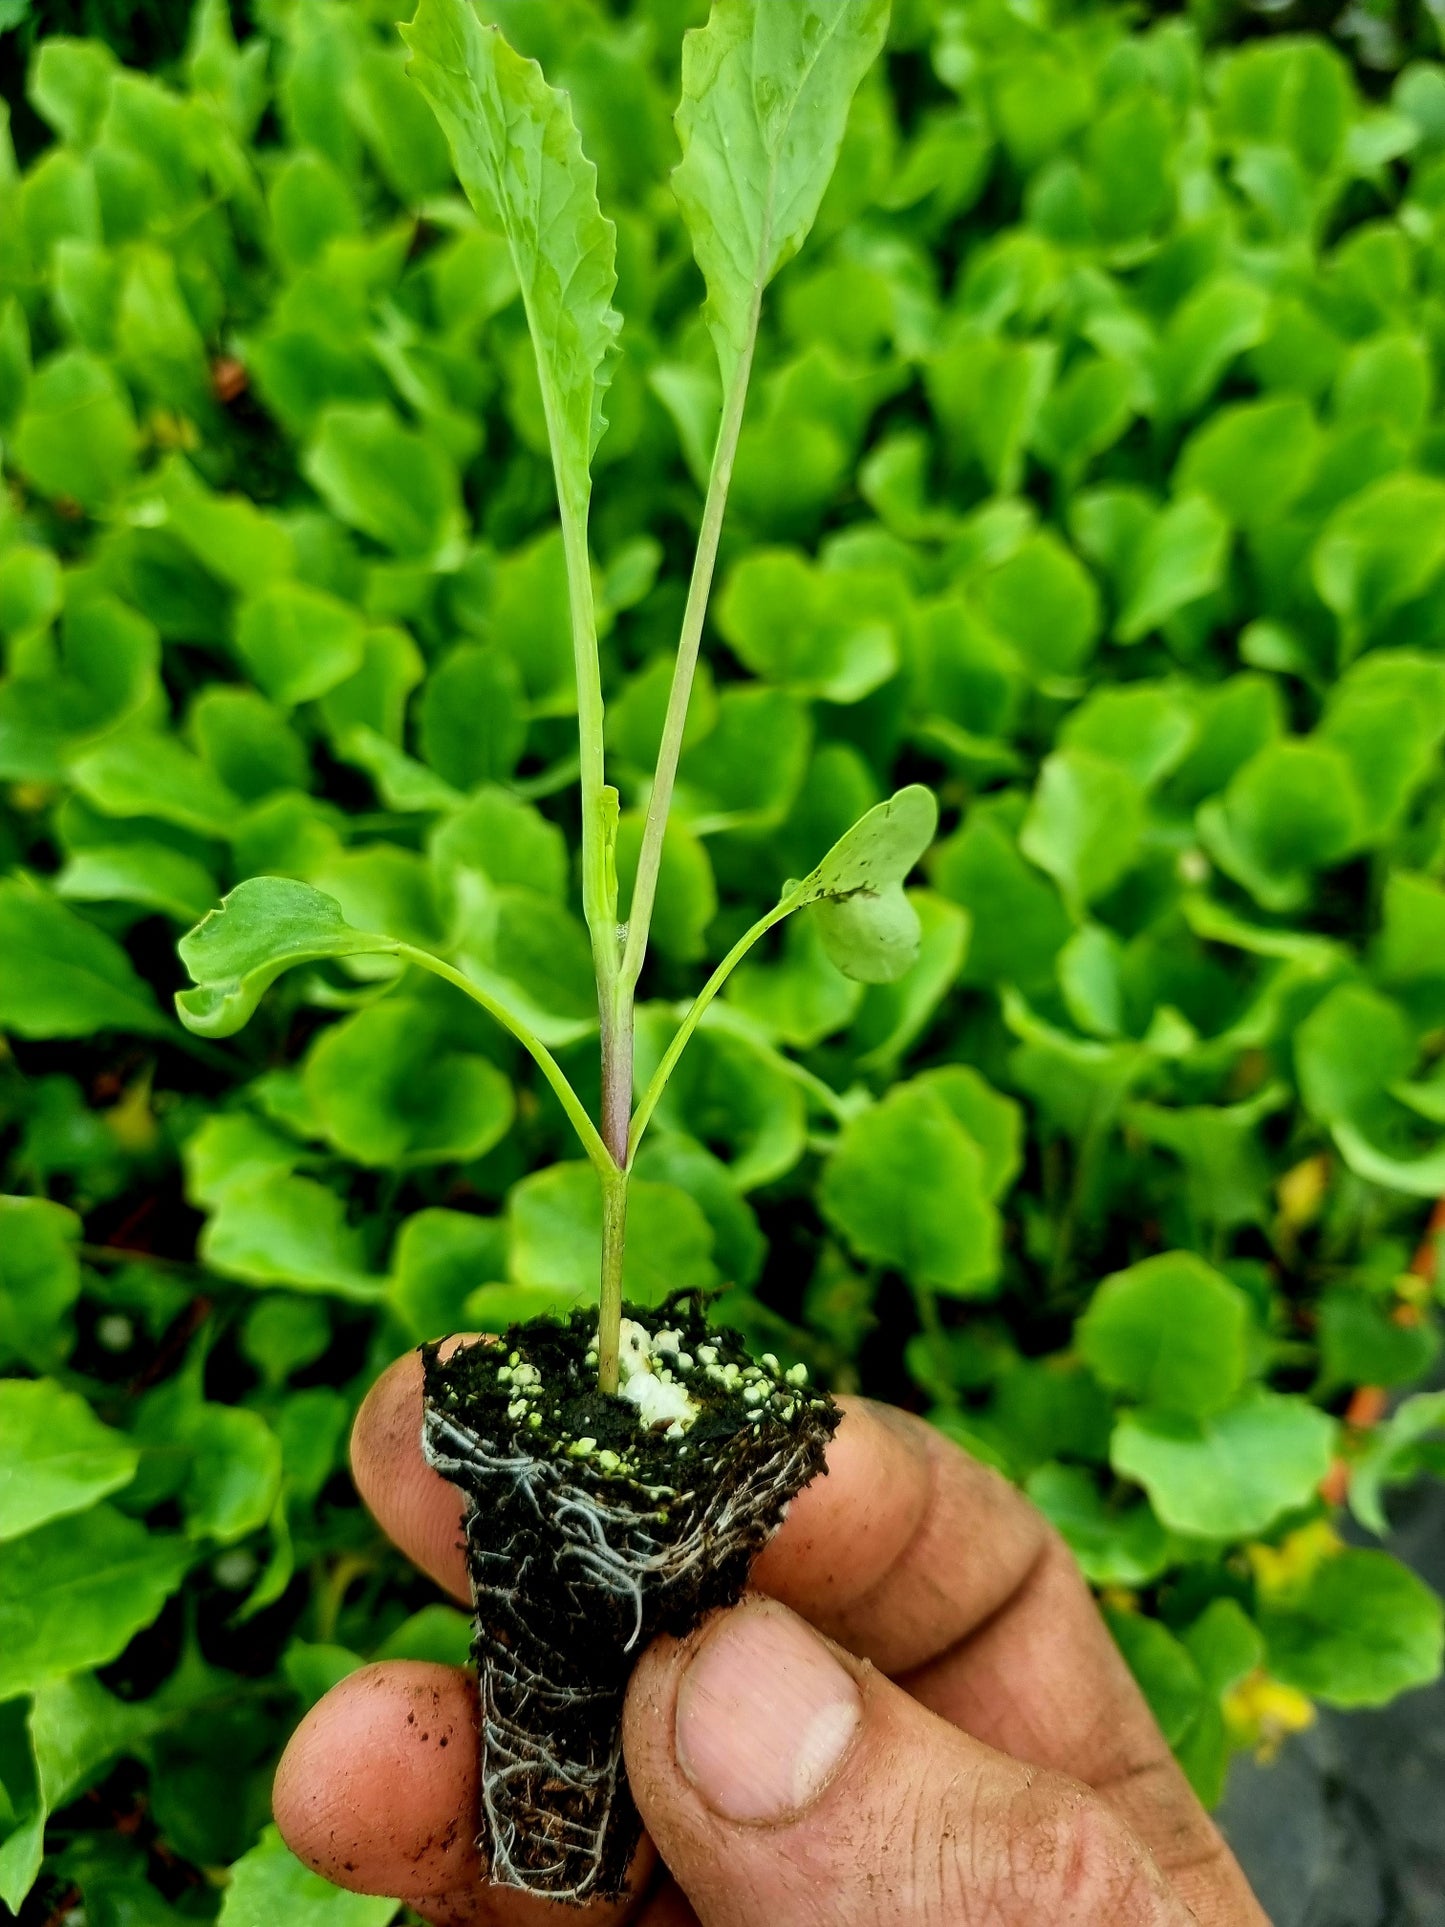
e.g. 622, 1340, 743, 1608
175, 0, 928, 1899
175, 0, 930, 1398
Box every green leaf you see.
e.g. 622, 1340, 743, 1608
672, 0, 891, 388
183, 1113, 300, 1212
1019, 749, 1145, 907
429, 787, 569, 908
1078, 1253, 1252, 1417
200, 1171, 385, 1301
636, 1017, 807, 1192
788, 783, 938, 984
234, 583, 369, 710
0, 1505, 189, 1701
927, 334, 1055, 494
915, 1065, 1022, 1200
303, 1001, 514, 1167
507, 1162, 717, 1306
0, 880, 167, 1039
418, 644, 527, 789
389, 1207, 508, 1341
1059, 682, 1197, 790
1127, 1086, 1287, 1232
0, 588, 159, 781
1317, 1286, 1439, 1392
677, 684, 813, 830
1111, 1390, 1336, 1539
176, 878, 395, 1038
115, 244, 213, 417
821, 1081, 1001, 1295
402, 0, 621, 516
631, 1132, 765, 1291
69, 730, 240, 837
219, 1826, 398, 1927
453, 882, 598, 1047
716, 547, 897, 702
1318, 651, 1445, 840
55, 843, 216, 925
1199, 739, 1364, 910
934, 804, 1071, 991
1349, 1392, 1445, 1536
1105, 1607, 1207, 1749
10, 350, 138, 510
1295, 982, 1413, 1129
192, 686, 309, 804
1116, 494, 1230, 645
1176, 394, 1321, 529
1313, 473, 1445, 644
1026, 1465, 1172, 1587
163, 466, 296, 597
1155, 276, 1269, 420
0, 544, 61, 639
0, 1197, 82, 1373
848, 892, 970, 1074
135, 1386, 284, 1545
1260, 1548, 1443, 1708
303, 404, 464, 563
978, 530, 1101, 680
0, 1379, 137, 1541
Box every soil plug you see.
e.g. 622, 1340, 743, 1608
421, 1294, 838, 1901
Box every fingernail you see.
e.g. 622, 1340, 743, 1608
675, 1601, 862, 1824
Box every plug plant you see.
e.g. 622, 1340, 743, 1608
171, 0, 926, 1898
175, 0, 926, 1398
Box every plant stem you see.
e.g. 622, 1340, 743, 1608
597, 1161, 629, 1396
619, 325, 758, 997
558, 505, 617, 986
595, 978, 633, 1395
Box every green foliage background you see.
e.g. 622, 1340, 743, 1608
5, 0, 1445, 1915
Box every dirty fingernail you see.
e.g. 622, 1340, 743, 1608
675, 1601, 862, 1824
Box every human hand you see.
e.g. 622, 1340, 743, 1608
273, 1347, 1268, 1925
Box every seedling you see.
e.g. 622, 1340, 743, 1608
175, 0, 932, 1900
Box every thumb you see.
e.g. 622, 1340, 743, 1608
623, 1597, 1196, 1927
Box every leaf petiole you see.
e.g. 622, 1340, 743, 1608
619, 327, 759, 997
393, 943, 615, 1176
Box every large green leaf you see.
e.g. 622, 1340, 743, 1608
821, 1081, 1001, 1296
1077, 1253, 1253, 1418
507, 1162, 718, 1306
402, 0, 620, 517
673, 0, 890, 388
1111, 1391, 1336, 1539
200, 1171, 386, 1302
302, 1000, 514, 1167
0, 1505, 190, 1700
0, 880, 168, 1039
1260, 1548, 1444, 1708
0, 1379, 138, 1542
0, 1198, 82, 1374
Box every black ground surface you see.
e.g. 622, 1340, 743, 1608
1218, 1476, 1445, 1927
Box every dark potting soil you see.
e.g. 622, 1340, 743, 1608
421, 1290, 839, 1906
